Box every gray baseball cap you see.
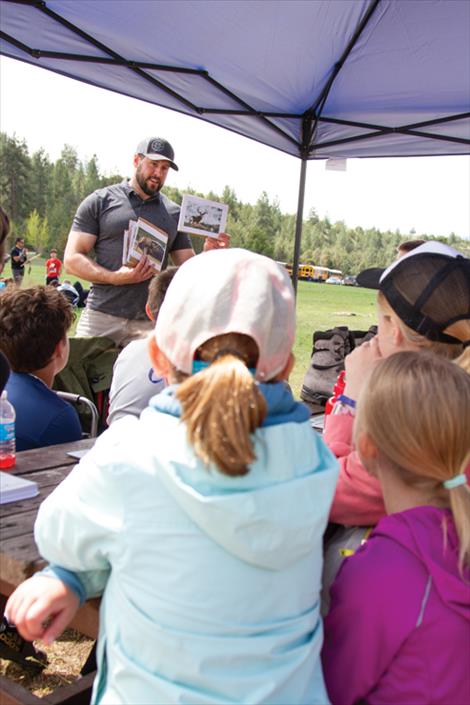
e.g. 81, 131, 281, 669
136, 137, 178, 171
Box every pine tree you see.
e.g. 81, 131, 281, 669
48, 145, 80, 251
25, 210, 41, 251
30, 148, 53, 218
0, 132, 30, 225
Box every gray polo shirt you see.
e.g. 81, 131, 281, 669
71, 181, 191, 319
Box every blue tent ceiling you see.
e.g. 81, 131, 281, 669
1, 0, 470, 160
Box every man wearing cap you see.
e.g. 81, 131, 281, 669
64, 137, 228, 346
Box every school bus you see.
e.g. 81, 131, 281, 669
277, 262, 313, 279
277, 262, 342, 282
311, 265, 343, 281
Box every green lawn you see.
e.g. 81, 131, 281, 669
17, 257, 87, 335
17, 259, 378, 399
291, 280, 378, 397
17, 257, 89, 290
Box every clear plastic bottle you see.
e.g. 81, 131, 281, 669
0, 390, 16, 470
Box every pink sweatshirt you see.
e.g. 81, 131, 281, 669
323, 413, 470, 526
323, 413, 385, 525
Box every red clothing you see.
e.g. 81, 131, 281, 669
323, 413, 470, 526
45, 257, 62, 279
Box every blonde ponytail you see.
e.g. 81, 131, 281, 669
356, 352, 470, 570
176, 334, 267, 476
448, 483, 470, 571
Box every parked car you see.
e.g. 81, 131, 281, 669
343, 275, 357, 286
325, 276, 343, 285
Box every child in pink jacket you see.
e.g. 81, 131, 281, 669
324, 241, 470, 526
322, 351, 470, 705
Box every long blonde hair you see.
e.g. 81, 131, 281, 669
355, 351, 470, 569
378, 291, 470, 373
176, 333, 267, 477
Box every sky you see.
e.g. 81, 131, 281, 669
1, 56, 469, 240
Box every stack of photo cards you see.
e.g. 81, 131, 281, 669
178, 194, 228, 239
123, 217, 169, 272
0, 472, 39, 504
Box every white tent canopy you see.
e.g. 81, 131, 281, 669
1, 0, 469, 285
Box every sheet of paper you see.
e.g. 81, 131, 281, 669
66, 449, 89, 460
0, 471, 39, 504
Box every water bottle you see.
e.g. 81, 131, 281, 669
324, 370, 346, 415
0, 390, 16, 470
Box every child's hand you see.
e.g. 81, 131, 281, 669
5, 576, 80, 645
343, 336, 383, 401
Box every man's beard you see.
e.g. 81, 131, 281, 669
135, 164, 162, 197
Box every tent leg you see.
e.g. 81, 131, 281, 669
292, 158, 307, 296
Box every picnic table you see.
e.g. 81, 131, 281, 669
0, 438, 99, 705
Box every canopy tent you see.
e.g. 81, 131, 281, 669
1, 0, 469, 288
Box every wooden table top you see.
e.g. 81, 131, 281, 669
0, 438, 99, 638
1, 439, 94, 585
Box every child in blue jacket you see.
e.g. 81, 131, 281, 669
6, 249, 338, 705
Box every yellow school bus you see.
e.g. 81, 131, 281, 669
277, 262, 314, 279
299, 264, 315, 280
311, 265, 343, 282
277, 262, 342, 282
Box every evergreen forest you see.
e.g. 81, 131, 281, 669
1, 132, 468, 273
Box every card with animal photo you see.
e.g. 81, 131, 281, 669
178, 194, 228, 238
124, 217, 168, 272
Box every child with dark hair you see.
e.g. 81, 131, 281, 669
10, 237, 28, 286
45, 248, 62, 284
0, 286, 82, 450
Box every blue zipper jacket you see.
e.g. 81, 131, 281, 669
36, 383, 338, 704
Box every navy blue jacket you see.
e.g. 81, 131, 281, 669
6, 372, 82, 451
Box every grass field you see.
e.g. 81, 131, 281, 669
16, 258, 379, 398
16, 257, 88, 336
17, 257, 89, 291
291, 280, 377, 396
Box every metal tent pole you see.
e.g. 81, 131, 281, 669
292, 157, 307, 296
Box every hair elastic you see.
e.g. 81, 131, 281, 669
192, 357, 256, 376
211, 348, 247, 364
443, 474, 467, 490
337, 394, 356, 410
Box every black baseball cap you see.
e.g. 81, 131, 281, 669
356, 267, 383, 289
136, 137, 178, 171
358, 241, 470, 345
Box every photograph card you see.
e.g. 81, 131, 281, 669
178, 194, 228, 238
124, 217, 168, 272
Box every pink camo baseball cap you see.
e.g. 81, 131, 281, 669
155, 248, 296, 380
